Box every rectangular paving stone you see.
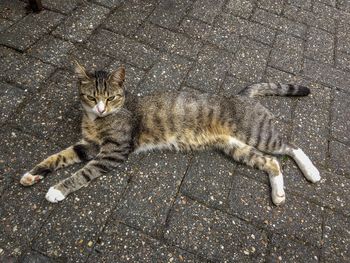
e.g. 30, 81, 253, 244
230, 38, 270, 82
86, 29, 160, 69
33, 168, 129, 263
165, 196, 268, 262
28, 35, 75, 67
303, 59, 350, 91
135, 22, 202, 59
337, 20, 350, 55
228, 175, 323, 246
251, 8, 307, 38
283, 159, 350, 216
267, 233, 319, 262
42, 0, 81, 14
306, 27, 334, 64
180, 17, 240, 53
91, 0, 124, 8
189, 0, 225, 24
215, 14, 276, 46
136, 54, 192, 96
114, 151, 190, 237
284, 4, 336, 33
0, 18, 13, 33
12, 70, 82, 143
335, 51, 350, 71
224, 0, 255, 19
292, 84, 330, 167
0, 0, 28, 22
149, 0, 193, 30
0, 82, 26, 124
322, 211, 350, 262
257, 0, 285, 14
87, 222, 200, 263
286, 0, 312, 10
186, 45, 231, 93
181, 150, 236, 210
331, 89, 350, 144
103, 0, 156, 37
0, 48, 56, 92
269, 33, 304, 74
0, 10, 64, 51
53, 2, 110, 43
329, 140, 350, 178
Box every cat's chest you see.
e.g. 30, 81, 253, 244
82, 120, 101, 143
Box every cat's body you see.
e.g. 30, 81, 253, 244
20, 63, 321, 205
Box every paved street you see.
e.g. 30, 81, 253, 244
0, 0, 349, 262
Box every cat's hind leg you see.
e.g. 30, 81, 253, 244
20, 140, 98, 186
222, 138, 286, 205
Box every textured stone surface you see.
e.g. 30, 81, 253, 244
0, 1, 349, 262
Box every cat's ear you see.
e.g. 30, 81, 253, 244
108, 66, 125, 86
73, 60, 90, 80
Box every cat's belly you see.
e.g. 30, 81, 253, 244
134, 138, 179, 153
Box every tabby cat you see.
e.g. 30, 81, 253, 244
20, 62, 321, 206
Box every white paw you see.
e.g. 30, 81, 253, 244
45, 187, 65, 203
305, 166, 321, 183
272, 190, 286, 206
20, 172, 43, 186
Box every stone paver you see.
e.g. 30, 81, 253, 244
1, 1, 349, 262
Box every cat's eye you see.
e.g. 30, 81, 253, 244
107, 96, 116, 101
86, 95, 95, 101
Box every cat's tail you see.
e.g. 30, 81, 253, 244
238, 83, 310, 98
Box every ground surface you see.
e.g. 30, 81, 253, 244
0, 0, 349, 262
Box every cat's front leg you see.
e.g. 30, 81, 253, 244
45, 137, 132, 203
20, 140, 98, 186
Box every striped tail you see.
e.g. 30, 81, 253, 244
238, 83, 310, 98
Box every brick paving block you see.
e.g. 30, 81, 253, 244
0, 82, 26, 124
306, 27, 334, 64
269, 33, 304, 74
13, 70, 82, 143
136, 54, 192, 96
318, 0, 336, 6
0, 0, 27, 22
231, 38, 270, 82
335, 51, 350, 72
251, 8, 307, 38
181, 150, 236, 210
338, 0, 350, 13
135, 22, 202, 60
165, 196, 268, 262
0, 18, 13, 33
149, 0, 193, 30
87, 222, 200, 262
53, 3, 110, 43
286, 0, 312, 10
114, 151, 190, 237
86, 29, 160, 69
33, 169, 129, 262
103, 0, 156, 37
303, 59, 350, 91
224, 0, 255, 19
228, 176, 323, 246
322, 211, 350, 262
257, 0, 285, 14
189, 0, 225, 24
28, 35, 75, 67
0, 10, 64, 51
221, 74, 251, 96
216, 14, 276, 46
292, 84, 330, 167
92, 0, 124, 8
107, 61, 145, 93
267, 233, 319, 262
331, 90, 350, 144
0, 48, 55, 92
312, 1, 339, 17
337, 21, 350, 55
284, 4, 335, 33
329, 140, 350, 178
186, 45, 231, 93
21, 251, 57, 263
180, 17, 240, 53
42, 0, 81, 14
283, 159, 350, 216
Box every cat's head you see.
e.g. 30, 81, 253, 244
74, 61, 126, 119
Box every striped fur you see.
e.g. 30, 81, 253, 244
21, 63, 320, 205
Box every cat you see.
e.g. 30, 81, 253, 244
20, 61, 321, 206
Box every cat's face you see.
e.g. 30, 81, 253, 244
74, 61, 126, 118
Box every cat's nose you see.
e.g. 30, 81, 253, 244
96, 101, 106, 114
